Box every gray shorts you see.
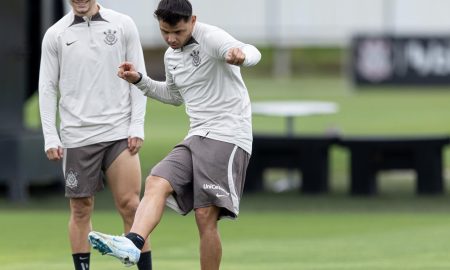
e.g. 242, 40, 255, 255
62, 139, 128, 198
151, 136, 250, 220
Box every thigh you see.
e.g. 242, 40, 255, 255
63, 145, 105, 198
105, 140, 141, 201
191, 136, 250, 219
151, 141, 194, 215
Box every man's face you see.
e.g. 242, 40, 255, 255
70, 0, 97, 16
159, 16, 196, 49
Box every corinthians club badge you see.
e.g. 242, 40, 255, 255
357, 39, 392, 82
66, 169, 79, 189
191, 50, 201, 66
104, 29, 118, 45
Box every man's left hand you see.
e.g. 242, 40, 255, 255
226, 48, 246, 66
128, 137, 143, 155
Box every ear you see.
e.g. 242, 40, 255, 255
191, 15, 197, 25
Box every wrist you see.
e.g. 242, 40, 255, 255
133, 72, 143, 84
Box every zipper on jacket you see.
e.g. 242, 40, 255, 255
83, 16, 95, 45
84, 16, 91, 27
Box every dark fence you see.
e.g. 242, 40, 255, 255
246, 134, 450, 195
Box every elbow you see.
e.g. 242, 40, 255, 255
254, 50, 262, 65
252, 46, 262, 65
243, 46, 262, 67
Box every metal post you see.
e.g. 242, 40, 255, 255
265, 0, 292, 78
383, 0, 396, 33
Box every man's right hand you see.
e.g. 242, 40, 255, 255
118, 62, 141, 84
46, 146, 64, 161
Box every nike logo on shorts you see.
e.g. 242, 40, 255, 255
216, 193, 228, 198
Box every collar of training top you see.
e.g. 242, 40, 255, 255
69, 5, 109, 26
175, 36, 198, 52
185, 36, 198, 46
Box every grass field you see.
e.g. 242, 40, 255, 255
4, 75, 450, 269
4, 192, 450, 269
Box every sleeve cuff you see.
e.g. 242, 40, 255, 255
44, 138, 62, 153
133, 72, 143, 84
128, 125, 145, 140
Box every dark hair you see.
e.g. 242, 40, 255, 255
154, 0, 193, 26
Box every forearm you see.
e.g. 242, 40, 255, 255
38, 88, 62, 151
129, 85, 147, 139
135, 76, 183, 106
202, 25, 261, 67
39, 29, 62, 151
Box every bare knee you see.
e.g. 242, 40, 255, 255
70, 197, 93, 224
115, 193, 140, 220
195, 207, 220, 234
144, 175, 173, 197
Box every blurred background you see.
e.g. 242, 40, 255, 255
2, 0, 450, 269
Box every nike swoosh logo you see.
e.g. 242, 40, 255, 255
216, 193, 227, 198
79, 257, 88, 260
172, 65, 179, 70
66, 40, 77, 46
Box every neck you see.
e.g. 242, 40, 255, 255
74, 4, 99, 18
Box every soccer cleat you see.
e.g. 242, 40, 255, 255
88, 231, 140, 267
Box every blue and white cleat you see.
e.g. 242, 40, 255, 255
88, 231, 140, 267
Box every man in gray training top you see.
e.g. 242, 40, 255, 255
88, 0, 261, 269
39, 0, 152, 269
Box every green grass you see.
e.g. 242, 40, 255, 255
247, 76, 450, 135
11, 75, 450, 269
4, 193, 450, 269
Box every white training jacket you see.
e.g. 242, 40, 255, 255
39, 5, 147, 152
135, 22, 261, 154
